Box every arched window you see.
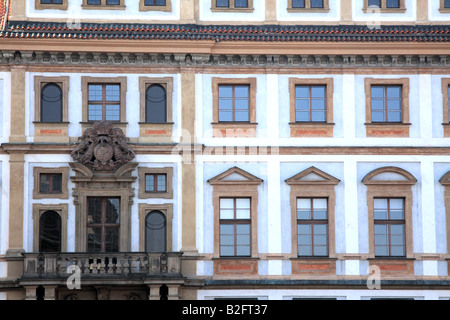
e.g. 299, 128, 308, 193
145, 211, 166, 253
41, 83, 63, 122
145, 84, 167, 123
39, 211, 62, 252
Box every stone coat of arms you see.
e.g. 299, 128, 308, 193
71, 121, 135, 171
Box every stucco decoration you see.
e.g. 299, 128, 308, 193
71, 121, 135, 171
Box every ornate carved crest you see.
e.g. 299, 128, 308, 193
71, 121, 135, 171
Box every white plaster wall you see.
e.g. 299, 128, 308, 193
198, 0, 266, 22
277, 0, 341, 21
0, 74, 11, 144
352, 0, 416, 22
26, 0, 180, 21
27, 72, 180, 142
429, 0, 450, 21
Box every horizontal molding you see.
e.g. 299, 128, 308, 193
1, 50, 450, 69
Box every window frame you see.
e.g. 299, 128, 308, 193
35, 0, 68, 10
82, 0, 126, 10
440, 0, 450, 13
211, 77, 257, 138
296, 197, 329, 258
34, 76, 69, 124
138, 203, 173, 252
138, 167, 173, 199
39, 172, 63, 195
442, 78, 450, 137
362, 167, 416, 260
145, 173, 168, 194
32, 203, 68, 253
211, 0, 254, 12
363, 0, 406, 13
219, 197, 252, 258
81, 77, 127, 124
33, 167, 69, 200
364, 78, 410, 137
287, 0, 330, 13
139, 0, 172, 12
289, 78, 334, 137
373, 197, 407, 258
86, 197, 121, 253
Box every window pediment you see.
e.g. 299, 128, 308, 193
208, 167, 263, 185
362, 167, 417, 185
286, 166, 340, 186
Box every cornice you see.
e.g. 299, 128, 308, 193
1, 49, 450, 69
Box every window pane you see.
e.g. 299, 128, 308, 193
41, 83, 62, 122
292, 0, 305, 8
296, 99, 310, 111
216, 0, 229, 7
105, 105, 120, 121
219, 111, 233, 122
88, 85, 103, 101
106, 0, 120, 4
39, 174, 50, 193
297, 198, 311, 220
146, 85, 167, 123
88, 197, 103, 224
368, 0, 381, 7
311, 99, 325, 110
235, 98, 249, 110
235, 0, 248, 8
313, 198, 327, 220
389, 199, 404, 220
145, 211, 166, 253
371, 98, 385, 110
311, 86, 325, 98
371, 86, 385, 98
374, 198, 388, 220
375, 245, 389, 256
145, 174, 155, 192
39, 211, 61, 252
220, 198, 234, 219
296, 86, 309, 98
88, 105, 103, 121
235, 85, 249, 98
311, 0, 324, 8
235, 110, 249, 122
298, 245, 312, 256
157, 174, 166, 192
52, 174, 62, 193
296, 111, 310, 122
236, 246, 251, 256
372, 111, 385, 122
386, 0, 400, 8
387, 98, 401, 110
311, 111, 326, 122
387, 86, 401, 99
387, 111, 402, 123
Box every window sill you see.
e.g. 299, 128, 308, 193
442, 123, 450, 137
140, 5, 172, 12
362, 8, 407, 13
438, 8, 450, 13
365, 123, 411, 137
211, 8, 254, 13
81, 5, 126, 10
287, 8, 330, 13
289, 122, 334, 137
212, 122, 257, 138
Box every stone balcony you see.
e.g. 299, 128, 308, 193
21, 252, 183, 281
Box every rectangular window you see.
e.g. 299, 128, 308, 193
82, 0, 125, 9
289, 0, 328, 11
145, 0, 166, 5
219, 198, 251, 257
371, 85, 402, 123
212, 0, 253, 11
297, 198, 328, 257
36, 0, 68, 10
41, 0, 63, 3
364, 0, 405, 11
87, 197, 120, 253
295, 85, 327, 123
218, 85, 250, 122
145, 173, 167, 193
374, 198, 406, 257
39, 173, 63, 194
88, 84, 121, 122
446, 0, 450, 8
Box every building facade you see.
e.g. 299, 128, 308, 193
0, 0, 449, 300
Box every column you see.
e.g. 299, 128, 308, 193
180, 68, 198, 276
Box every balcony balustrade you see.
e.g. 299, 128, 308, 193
22, 252, 183, 279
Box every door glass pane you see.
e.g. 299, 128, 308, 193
104, 228, 119, 253
87, 227, 102, 253
105, 198, 120, 224
88, 198, 103, 224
